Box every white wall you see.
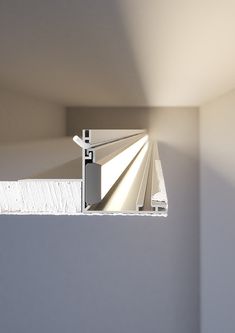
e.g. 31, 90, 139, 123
0, 87, 66, 143
0, 88, 82, 180
200, 91, 235, 333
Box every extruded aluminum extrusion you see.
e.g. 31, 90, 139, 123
0, 129, 168, 216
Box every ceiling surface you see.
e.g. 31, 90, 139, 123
0, 0, 235, 106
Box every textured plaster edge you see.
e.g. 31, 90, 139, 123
0, 180, 82, 214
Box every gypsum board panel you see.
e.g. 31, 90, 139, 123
0, 179, 82, 214
84, 134, 148, 205
83, 129, 146, 147
91, 141, 150, 212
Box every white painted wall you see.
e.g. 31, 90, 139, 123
200, 91, 235, 333
0, 88, 81, 180
0, 138, 82, 180
0, 87, 66, 143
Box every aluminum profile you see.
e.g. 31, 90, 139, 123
0, 129, 168, 216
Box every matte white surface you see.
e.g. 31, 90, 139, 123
0, 87, 65, 143
0, 180, 82, 214
1, 1, 235, 106
0, 182, 21, 213
200, 91, 235, 333
0, 137, 82, 181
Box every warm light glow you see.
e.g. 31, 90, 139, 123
103, 142, 149, 211
101, 135, 148, 198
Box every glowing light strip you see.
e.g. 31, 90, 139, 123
103, 142, 149, 211
101, 135, 148, 198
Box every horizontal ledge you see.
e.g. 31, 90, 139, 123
0, 180, 82, 214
